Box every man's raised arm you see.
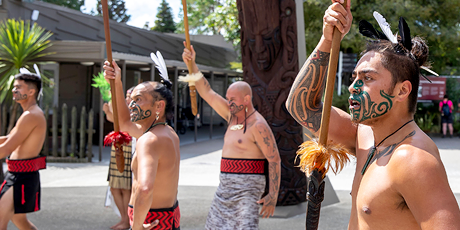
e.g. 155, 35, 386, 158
286, 0, 356, 151
104, 61, 143, 138
181, 43, 230, 121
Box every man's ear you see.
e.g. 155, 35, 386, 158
156, 100, 166, 111
395, 80, 412, 102
28, 86, 36, 98
244, 95, 251, 104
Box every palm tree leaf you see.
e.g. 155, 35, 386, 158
0, 19, 53, 104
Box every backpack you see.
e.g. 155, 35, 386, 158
442, 102, 451, 116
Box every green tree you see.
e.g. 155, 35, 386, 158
0, 19, 53, 104
41, 0, 84, 11
96, 0, 131, 23
303, 0, 460, 75
177, 0, 240, 51
152, 0, 176, 33
177, 0, 220, 34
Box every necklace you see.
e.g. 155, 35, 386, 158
229, 110, 256, 131
361, 119, 414, 175
143, 121, 167, 135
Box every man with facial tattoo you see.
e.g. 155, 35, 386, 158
104, 60, 180, 230
181, 43, 281, 230
286, 0, 460, 229
0, 73, 47, 230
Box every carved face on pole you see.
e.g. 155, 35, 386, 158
241, 0, 282, 71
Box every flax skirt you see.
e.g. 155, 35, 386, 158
107, 141, 132, 190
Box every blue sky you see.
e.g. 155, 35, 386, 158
83, 0, 183, 28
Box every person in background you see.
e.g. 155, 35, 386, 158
439, 94, 454, 138
103, 86, 135, 230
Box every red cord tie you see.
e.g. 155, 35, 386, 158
21, 184, 25, 205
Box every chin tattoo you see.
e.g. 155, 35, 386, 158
129, 101, 151, 122
13, 92, 28, 101
229, 103, 244, 115
350, 80, 395, 123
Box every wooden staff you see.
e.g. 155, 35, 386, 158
181, 0, 198, 116
303, 1, 348, 229
102, 0, 124, 173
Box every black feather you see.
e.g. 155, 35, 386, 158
398, 17, 412, 51
420, 73, 432, 83
359, 20, 387, 40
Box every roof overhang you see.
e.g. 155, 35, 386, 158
36, 40, 242, 77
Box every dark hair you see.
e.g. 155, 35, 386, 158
14, 73, 41, 100
444, 94, 449, 99
363, 36, 429, 114
141, 80, 174, 120
127, 86, 135, 94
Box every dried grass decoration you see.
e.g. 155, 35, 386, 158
296, 135, 352, 178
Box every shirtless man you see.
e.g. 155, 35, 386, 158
0, 73, 47, 230
181, 44, 281, 229
286, 0, 460, 229
104, 60, 180, 230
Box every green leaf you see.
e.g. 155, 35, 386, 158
91, 72, 111, 102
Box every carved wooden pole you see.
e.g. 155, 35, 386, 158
102, 0, 124, 173
305, 1, 347, 229
181, 0, 198, 116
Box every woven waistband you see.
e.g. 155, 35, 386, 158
7, 156, 46, 173
220, 158, 266, 174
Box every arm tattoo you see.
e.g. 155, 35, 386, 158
286, 49, 330, 132
203, 77, 211, 89
266, 161, 280, 206
255, 123, 277, 160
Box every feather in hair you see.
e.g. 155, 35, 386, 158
33, 64, 43, 100
398, 17, 412, 51
420, 66, 439, 77
359, 20, 387, 40
150, 51, 169, 81
373, 11, 398, 43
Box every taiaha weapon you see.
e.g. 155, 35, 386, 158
101, 0, 131, 173
181, 0, 198, 116
296, 1, 350, 229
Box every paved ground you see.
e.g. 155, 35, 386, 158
4, 135, 460, 230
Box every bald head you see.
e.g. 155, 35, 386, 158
228, 81, 252, 98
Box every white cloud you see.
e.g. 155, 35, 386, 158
83, 0, 182, 29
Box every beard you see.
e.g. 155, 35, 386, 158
13, 91, 28, 101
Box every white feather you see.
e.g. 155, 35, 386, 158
19, 68, 30, 74
421, 66, 439, 76
150, 51, 169, 81
373, 11, 398, 43
33, 64, 41, 79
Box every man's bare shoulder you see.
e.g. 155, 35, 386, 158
249, 113, 271, 135
390, 132, 443, 183
136, 128, 177, 154
18, 107, 45, 125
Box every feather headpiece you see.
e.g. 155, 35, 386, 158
150, 51, 169, 82
358, 12, 439, 82
19, 64, 43, 99
372, 11, 398, 43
